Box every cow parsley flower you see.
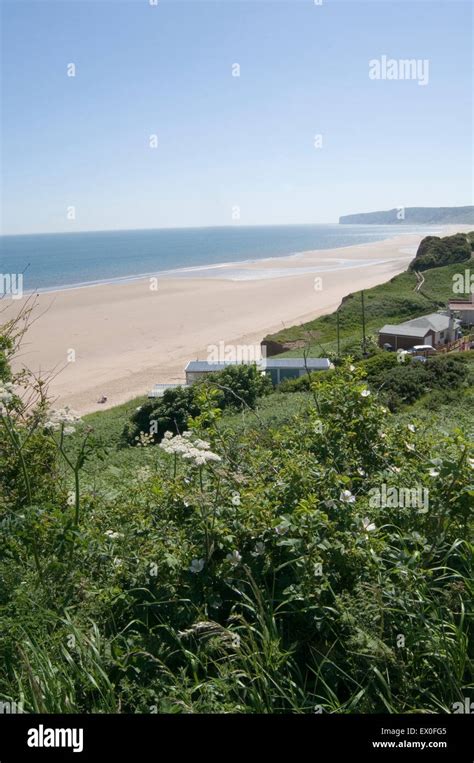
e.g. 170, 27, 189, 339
0, 383, 14, 405
105, 530, 123, 540
159, 432, 221, 466
45, 406, 82, 433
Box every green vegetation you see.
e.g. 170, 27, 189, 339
0, 314, 472, 714
123, 364, 272, 445
264, 249, 473, 358
409, 233, 473, 272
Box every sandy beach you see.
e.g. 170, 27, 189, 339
5, 226, 468, 414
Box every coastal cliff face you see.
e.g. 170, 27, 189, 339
339, 206, 474, 225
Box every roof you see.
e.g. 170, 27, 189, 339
379, 324, 431, 338
379, 312, 457, 338
449, 300, 474, 310
185, 358, 330, 373
263, 358, 330, 370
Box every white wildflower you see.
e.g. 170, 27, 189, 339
361, 517, 376, 533
231, 492, 241, 506
407, 424, 416, 433
45, 406, 83, 431
226, 550, 242, 566
340, 489, 356, 503
105, 530, 123, 540
0, 386, 13, 404
349, 364, 356, 372
159, 432, 221, 467
428, 468, 439, 477
189, 558, 205, 574
360, 389, 371, 398
274, 523, 288, 535
251, 541, 265, 557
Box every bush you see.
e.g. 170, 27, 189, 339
123, 385, 200, 445
1, 361, 472, 713
208, 363, 272, 409
277, 369, 334, 393
124, 365, 272, 445
409, 233, 471, 272
371, 353, 470, 410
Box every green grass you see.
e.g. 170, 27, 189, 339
265, 258, 473, 357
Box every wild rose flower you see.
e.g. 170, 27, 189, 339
189, 558, 205, 573
361, 517, 376, 532
226, 550, 242, 566
340, 489, 356, 503
251, 541, 265, 557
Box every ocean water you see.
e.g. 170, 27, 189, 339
0, 224, 436, 293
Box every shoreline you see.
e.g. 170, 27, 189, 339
9, 224, 447, 296
6, 225, 470, 415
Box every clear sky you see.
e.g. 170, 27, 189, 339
0, 0, 472, 234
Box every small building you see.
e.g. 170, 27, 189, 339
448, 293, 474, 327
378, 312, 460, 351
184, 358, 330, 386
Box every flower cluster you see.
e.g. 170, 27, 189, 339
45, 406, 83, 435
0, 382, 14, 415
159, 431, 221, 466
134, 431, 154, 447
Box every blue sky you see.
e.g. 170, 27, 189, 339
1, 0, 472, 234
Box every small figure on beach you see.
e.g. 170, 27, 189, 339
97, 394, 108, 404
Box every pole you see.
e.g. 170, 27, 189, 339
361, 290, 367, 355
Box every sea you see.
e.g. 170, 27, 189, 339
0, 223, 438, 293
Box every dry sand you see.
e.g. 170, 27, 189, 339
6, 226, 467, 414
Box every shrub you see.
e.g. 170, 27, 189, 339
124, 365, 272, 445
207, 363, 272, 409
409, 233, 471, 272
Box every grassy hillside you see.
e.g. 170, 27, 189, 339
264, 257, 473, 358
